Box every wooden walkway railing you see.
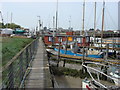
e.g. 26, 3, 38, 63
2, 38, 39, 88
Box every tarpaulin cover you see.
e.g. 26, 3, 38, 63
54, 48, 102, 58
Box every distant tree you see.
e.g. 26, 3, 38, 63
4, 23, 21, 29
0, 22, 5, 28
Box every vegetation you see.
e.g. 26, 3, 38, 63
51, 58, 82, 65
2, 37, 33, 66
51, 65, 97, 79
0, 23, 21, 29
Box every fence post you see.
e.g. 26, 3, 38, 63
57, 38, 61, 67
19, 53, 24, 82
33, 41, 35, 55
29, 45, 31, 61
8, 63, 14, 88
26, 47, 29, 68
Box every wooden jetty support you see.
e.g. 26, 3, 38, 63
47, 49, 120, 65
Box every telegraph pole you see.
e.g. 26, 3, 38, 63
37, 16, 41, 35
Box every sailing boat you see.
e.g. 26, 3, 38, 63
46, 1, 104, 59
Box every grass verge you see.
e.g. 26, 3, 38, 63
2, 37, 33, 66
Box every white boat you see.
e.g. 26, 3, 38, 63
110, 70, 120, 86
1, 28, 13, 35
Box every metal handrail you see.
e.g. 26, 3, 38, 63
82, 64, 119, 88
2, 39, 37, 71
2, 38, 39, 88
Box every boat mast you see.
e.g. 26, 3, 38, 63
7, 12, 8, 28
52, 16, 55, 46
10, 12, 12, 29
56, 0, 58, 33
37, 16, 41, 34
82, 0, 85, 36
101, 1, 105, 51
42, 21, 43, 29
0, 11, 4, 28
56, 0, 60, 67
82, 0, 85, 65
94, 2, 97, 44
69, 16, 71, 30
53, 16, 55, 37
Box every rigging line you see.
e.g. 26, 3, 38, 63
104, 10, 109, 30
105, 7, 117, 29
96, 7, 103, 29
104, 11, 107, 31
85, 3, 94, 30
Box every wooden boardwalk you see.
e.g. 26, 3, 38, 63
25, 37, 52, 88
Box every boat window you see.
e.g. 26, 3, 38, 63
115, 72, 120, 76
59, 37, 62, 42
48, 37, 52, 42
77, 38, 81, 43
86, 37, 90, 42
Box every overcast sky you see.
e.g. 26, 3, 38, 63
118, 1, 120, 30
0, 0, 118, 30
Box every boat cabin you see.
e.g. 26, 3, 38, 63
43, 33, 90, 47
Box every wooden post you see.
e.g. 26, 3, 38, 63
103, 64, 108, 80
114, 39, 117, 58
26, 47, 29, 68
65, 36, 68, 54
82, 44, 85, 64
63, 59, 66, 67
8, 63, 14, 88
57, 37, 61, 67
82, 36, 87, 73
106, 44, 109, 60
85, 46, 88, 57
20, 53, 24, 82
63, 36, 68, 67
112, 36, 114, 53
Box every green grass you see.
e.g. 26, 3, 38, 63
2, 37, 33, 66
